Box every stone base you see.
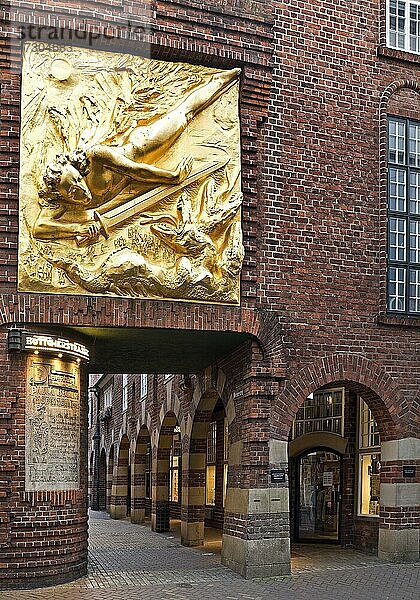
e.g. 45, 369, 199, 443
181, 521, 204, 547
0, 562, 87, 590
109, 505, 127, 519
378, 528, 419, 562
221, 534, 291, 578
130, 508, 145, 524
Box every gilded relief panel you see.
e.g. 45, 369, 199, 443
25, 355, 80, 491
18, 43, 243, 304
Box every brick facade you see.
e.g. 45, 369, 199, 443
0, 0, 419, 588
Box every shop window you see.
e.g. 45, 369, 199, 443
122, 374, 128, 412
145, 442, 151, 499
206, 421, 217, 506
388, 116, 420, 314
292, 388, 345, 439
387, 0, 420, 54
169, 432, 181, 503
140, 374, 148, 399
358, 399, 381, 517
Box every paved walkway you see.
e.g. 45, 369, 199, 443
1, 511, 418, 599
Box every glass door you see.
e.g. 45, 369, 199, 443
297, 449, 341, 542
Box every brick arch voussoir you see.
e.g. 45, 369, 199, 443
116, 434, 130, 465
247, 309, 287, 378
280, 354, 403, 441
157, 405, 182, 448
135, 424, 151, 450
379, 79, 420, 110
191, 366, 226, 412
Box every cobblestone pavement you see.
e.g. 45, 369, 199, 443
1, 511, 418, 599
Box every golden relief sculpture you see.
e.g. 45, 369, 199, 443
18, 43, 243, 303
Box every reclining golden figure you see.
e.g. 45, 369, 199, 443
33, 68, 241, 245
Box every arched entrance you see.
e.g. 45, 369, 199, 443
287, 379, 396, 556
294, 448, 341, 542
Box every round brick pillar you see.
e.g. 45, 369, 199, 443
0, 328, 89, 589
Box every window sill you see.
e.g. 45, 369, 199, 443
356, 514, 380, 520
377, 313, 420, 327
377, 45, 420, 65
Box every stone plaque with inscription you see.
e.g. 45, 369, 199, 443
25, 356, 80, 491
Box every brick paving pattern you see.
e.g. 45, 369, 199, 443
1, 511, 418, 599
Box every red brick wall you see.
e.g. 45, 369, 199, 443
262, 1, 419, 439
0, 0, 419, 586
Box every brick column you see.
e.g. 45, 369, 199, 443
0, 329, 89, 588
109, 437, 129, 519
378, 437, 420, 561
106, 446, 114, 511
221, 378, 290, 578
180, 399, 214, 547
131, 428, 150, 523
152, 421, 175, 532
180, 434, 207, 546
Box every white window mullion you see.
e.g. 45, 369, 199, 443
409, 269, 420, 311
389, 217, 407, 261
388, 267, 406, 311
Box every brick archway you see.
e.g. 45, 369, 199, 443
276, 353, 402, 441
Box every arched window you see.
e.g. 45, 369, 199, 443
387, 115, 420, 314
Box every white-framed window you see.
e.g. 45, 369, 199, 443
206, 421, 217, 506
292, 388, 345, 439
122, 374, 128, 412
357, 399, 381, 517
140, 374, 148, 399
388, 116, 420, 314
103, 385, 112, 409
387, 0, 420, 54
